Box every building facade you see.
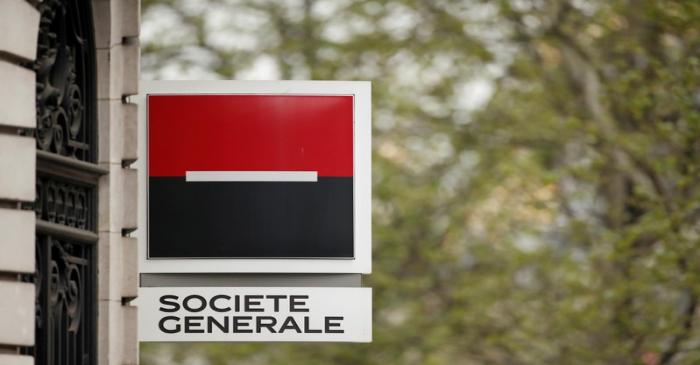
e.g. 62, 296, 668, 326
0, 0, 141, 364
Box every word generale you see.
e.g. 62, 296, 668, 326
139, 287, 372, 342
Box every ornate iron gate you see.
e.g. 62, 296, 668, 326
26, 0, 103, 364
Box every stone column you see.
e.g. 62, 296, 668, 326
0, 1, 40, 364
92, 0, 141, 364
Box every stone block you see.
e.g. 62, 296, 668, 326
122, 40, 139, 96
92, 0, 122, 49
0, 354, 33, 365
0, 61, 35, 128
92, 0, 112, 49
98, 300, 124, 365
98, 100, 124, 164
97, 42, 139, 100
0, 208, 35, 273
0, 134, 35, 202
122, 103, 138, 164
0, 281, 34, 346
0, 0, 40, 61
97, 46, 123, 101
122, 305, 138, 365
122, 168, 138, 231
98, 164, 124, 233
121, 236, 138, 299
98, 232, 123, 301
121, 0, 141, 38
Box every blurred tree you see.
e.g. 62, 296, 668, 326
140, 0, 700, 364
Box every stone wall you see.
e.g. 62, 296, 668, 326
0, 0, 140, 364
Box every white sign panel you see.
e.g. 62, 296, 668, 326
136, 80, 372, 274
138, 287, 372, 342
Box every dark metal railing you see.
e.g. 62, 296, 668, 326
24, 1, 101, 364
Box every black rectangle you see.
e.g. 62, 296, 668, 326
148, 177, 353, 258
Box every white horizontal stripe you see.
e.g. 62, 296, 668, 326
185, 171, 318, 182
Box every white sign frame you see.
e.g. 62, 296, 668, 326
136, 80, 371, 274
137, 287, 372, 342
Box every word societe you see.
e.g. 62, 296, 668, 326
157, 293, 345, 334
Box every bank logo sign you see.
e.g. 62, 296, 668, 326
137, 81, 372, 343
148, 94, 354, 259
139, 287, 372, 342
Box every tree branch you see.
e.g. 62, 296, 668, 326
659, 286, 697, 364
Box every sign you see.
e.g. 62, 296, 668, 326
136, 81, 371, 273
138, 287, 372, 342
136, 81, 373, 343
148, 94, 353, 259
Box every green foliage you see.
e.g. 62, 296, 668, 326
140, 0, 700, 364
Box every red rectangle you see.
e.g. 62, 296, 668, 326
148, 95, 354, 177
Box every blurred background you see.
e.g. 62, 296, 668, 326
139, 0, 700, 364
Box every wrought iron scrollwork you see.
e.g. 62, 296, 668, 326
33, 235, 95, 365
35, 176, 92, 230
35, 0, 95, 162
27, 0, 100, 364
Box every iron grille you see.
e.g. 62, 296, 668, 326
25, 1, 104, 364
